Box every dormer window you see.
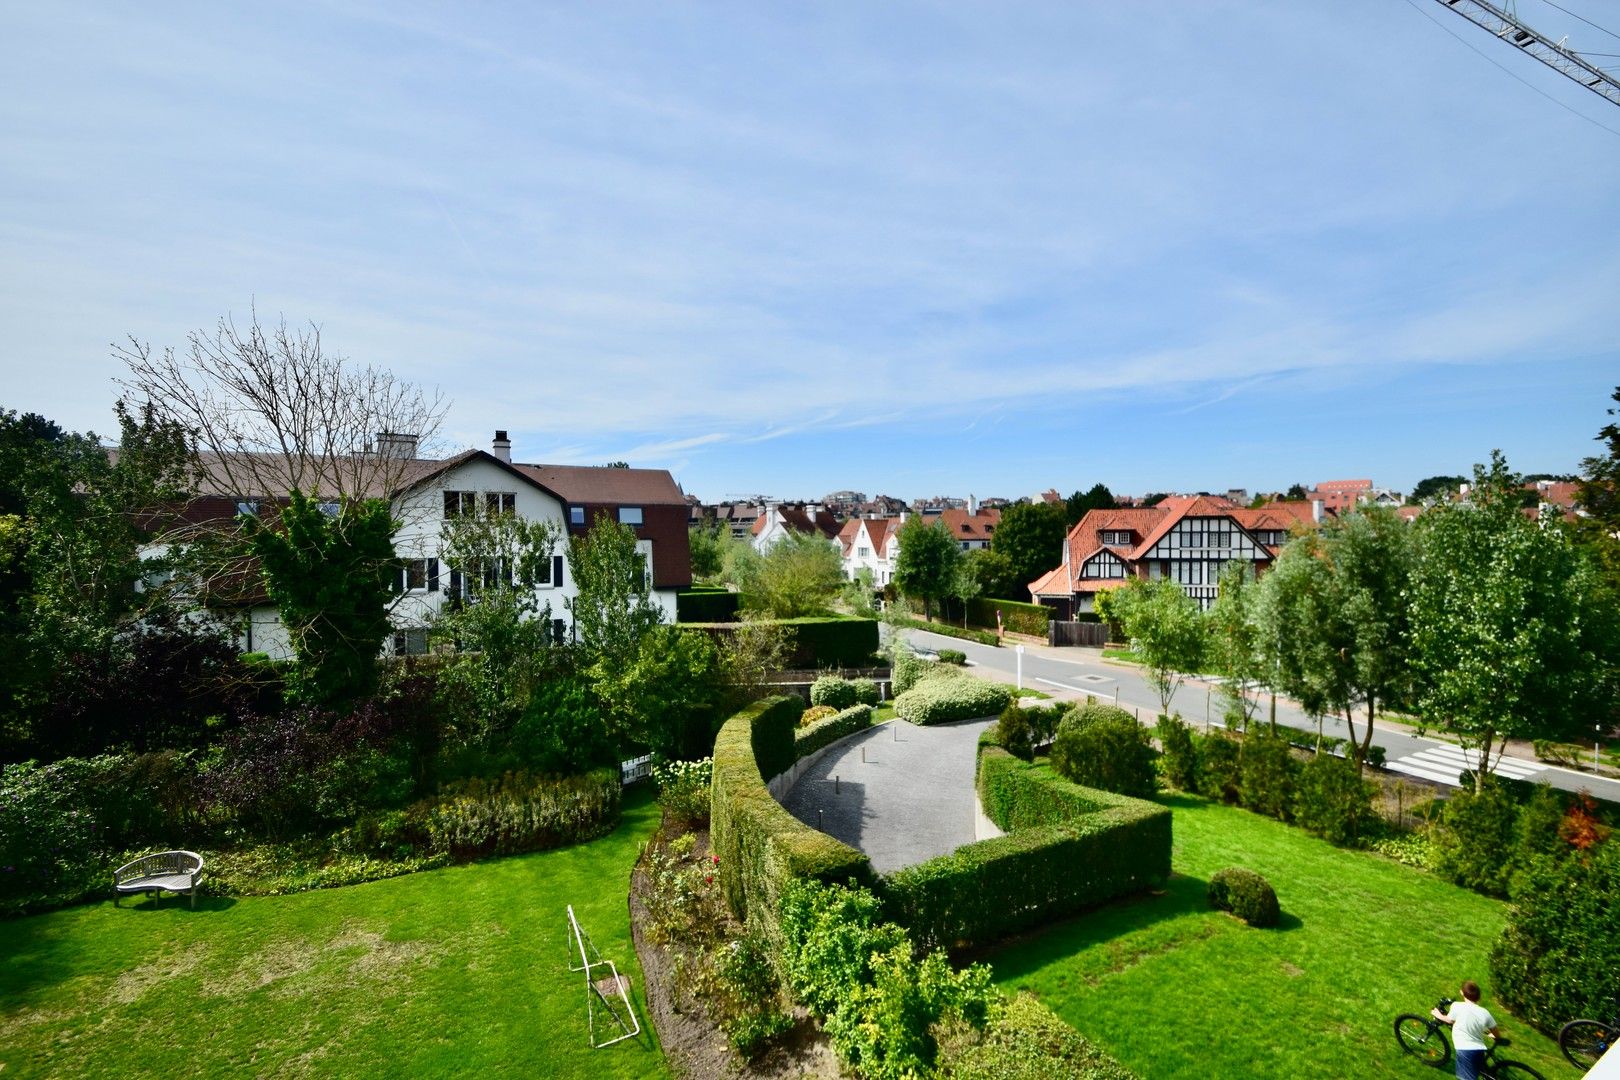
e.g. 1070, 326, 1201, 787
1102, 530, 1131, 546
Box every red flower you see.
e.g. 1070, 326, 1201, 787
711, 855, 720, 865
704, 875, 713, 884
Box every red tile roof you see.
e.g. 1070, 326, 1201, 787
936, 507, 1001, 543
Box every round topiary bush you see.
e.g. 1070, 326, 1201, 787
849, 678, 881, 706
937, 648, 967, 666
800, 704, 838, 727
1208, 867, 1280, 927
1049, 701, 1157, 798
809, 675, 858, 710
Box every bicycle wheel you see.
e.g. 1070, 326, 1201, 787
1560, 1019, 1618, 1072
1487, 1058, 1547, 1080
1394, 1014, 1452, 1067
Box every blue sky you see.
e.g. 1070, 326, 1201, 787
3, 2, 1618, 503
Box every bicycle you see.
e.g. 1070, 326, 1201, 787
1393, 998, 1547, 1079
1558, 997, 1619, 1073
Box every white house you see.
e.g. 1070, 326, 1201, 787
749, 502, 842, 553
174, 431, 691, 659
838, 516, 902, 586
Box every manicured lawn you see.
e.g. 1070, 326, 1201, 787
988, 794, 1570, 1079
0, 789, 667, 1079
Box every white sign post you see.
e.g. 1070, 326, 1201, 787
1015, 644, 1025, 691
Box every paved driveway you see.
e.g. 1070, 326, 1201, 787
780, 717, 992, 874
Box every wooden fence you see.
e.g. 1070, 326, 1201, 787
1047, 620, 1109, 647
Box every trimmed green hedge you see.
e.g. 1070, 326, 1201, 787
677, 587, 740, 623
880, 730, 1171, 948
894, 673, 1014, 726
965, 597, 1054, 638
796, 704, 875, 760
689, 617, 880, 668
710, 696, 872, 930
895, 616, 1000, 647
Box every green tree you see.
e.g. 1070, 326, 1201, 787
1408, 474, 1468, 506
736, 530, 843, 618
989, 501, 1066, 598
244, 491, 397, 705
1064, 482, 1117, 528
1323, 507, 1415, 769
1255, 532, 1347, 746
566, 517, 665, 742
617, 625, 725, 758
432, 507, 565, 742
689, 520, 726, 581
946, 554, 981, 627
1207, 560, 1265, 728
962, 547, 1019, 602
1574, 385, 1620, 589
1409, 452, 1618, 792
1112, 577, 1207, 714
892, 516, 961, 621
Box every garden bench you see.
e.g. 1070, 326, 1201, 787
113, 850, 204, 908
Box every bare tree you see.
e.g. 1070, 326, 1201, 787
115, 307, 449, 503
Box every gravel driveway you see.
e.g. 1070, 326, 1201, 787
780, 717, 994, 874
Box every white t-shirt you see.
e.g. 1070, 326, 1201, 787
1447, 1000, 1496, 1051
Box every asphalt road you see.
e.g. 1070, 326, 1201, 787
900, 627, 1620, 804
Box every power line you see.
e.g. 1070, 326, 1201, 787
1534, 0, 1620, 44
1405, 0, 1620, 137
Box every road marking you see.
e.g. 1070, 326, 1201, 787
1387, 743, 1545, 786
1036, 677, 1106, 698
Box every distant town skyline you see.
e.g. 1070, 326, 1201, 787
3, 4, 1616, 503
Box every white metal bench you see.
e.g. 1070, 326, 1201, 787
114, 850, 204, 908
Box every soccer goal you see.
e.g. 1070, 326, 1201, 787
565, 904, 641, 1048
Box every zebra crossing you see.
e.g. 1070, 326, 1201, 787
1386, 742, 1545, 787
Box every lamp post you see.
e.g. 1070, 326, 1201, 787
1015, 644, 1025, 691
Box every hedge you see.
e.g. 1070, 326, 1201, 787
965, 597, 1055, 638
880, 730, 1171, 948
710, 696, 872, 930
676, 587, 740, 623
688, 617, 880, 668
796, 704, 875, 760
938, 991, 1138, 1080
894, 673, 1014, 726
894, 616, 1000, 647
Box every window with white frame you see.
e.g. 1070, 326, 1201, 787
484, 491, 516, 515
443, 490, 477, 517
393, 629, 430, 656
400, 558, 439, 593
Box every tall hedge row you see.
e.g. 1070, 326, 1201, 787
686, 617, 880, 668
795, 704, 875, 760
710, 696, 872, 929
676, 588, 741, 623
879, 732, 1171, 948
965, 597, 1054, 637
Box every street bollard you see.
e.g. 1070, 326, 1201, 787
835, 774, 840, 794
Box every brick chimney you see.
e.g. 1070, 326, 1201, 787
492, 430, 511, 464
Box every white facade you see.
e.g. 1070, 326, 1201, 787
225, 452, 677, 659
840, 518, 900, 586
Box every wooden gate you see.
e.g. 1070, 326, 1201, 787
1048, 621, 1109, 647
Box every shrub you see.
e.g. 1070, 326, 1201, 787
1155, 714, 1199, 791
994, 704, 1038, 762
1195, 732, 1241, 801
652, 757, 713, 824
1237, 732, 1298, 821
412, 768, 620, 857
810, 675, 858, 709
714, 928, 794, 1056
779, 880, 995, 1080
709, 698, 871, 930
1431, 782, 1520, 896
795, 705, 874, 760
677, 588, 741, 623
1293, 753, 1375, 845
936, 991, 1139, 1080
783, 617, 881, 667
509, 675, 611, 776
850, 677, 881, 706
937, 648, 967, 666
800, 704, 838, 726
1049, 701, 1157, 798
1208, 867, 1280, 927
894, 674, 1014, 726
891, 647, 932, 694
1490, 842, 1620, 1032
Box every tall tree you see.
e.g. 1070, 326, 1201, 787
1408, 452, 1618, 791
892, 516, 961, 621
1207, 560, 1265, 729
989, 501, 1067, 597
243, 491, 397, 705
1255, 535, 1344, 741
1408, 475, 1468, 505
736, 530, 843, 618
1064, 482, 1118, 527
1574, 385, 1620, 588
566, 518, 666, 742
688, 520, 726, 580
1112, 577, 1207, 715
962, 547, 1019, 603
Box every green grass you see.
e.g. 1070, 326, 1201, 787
0, 789, 668, 1079
987, 794, 1568, 1080
1101, 648, 1141, 663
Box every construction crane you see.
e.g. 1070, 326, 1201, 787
1432, 0, 1620, 107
